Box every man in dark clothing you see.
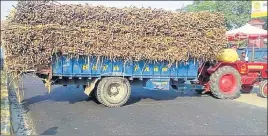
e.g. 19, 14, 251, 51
240, 51, 249, 61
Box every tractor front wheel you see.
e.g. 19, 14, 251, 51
209, 66, 241, 99
259, 80, 267, 98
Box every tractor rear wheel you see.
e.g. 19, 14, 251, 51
209, 66, 241, 99
241, 85, 254, 93
95, 77, 131, 107
259, 80, 267, 98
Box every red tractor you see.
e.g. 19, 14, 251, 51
197, 48, 267, 99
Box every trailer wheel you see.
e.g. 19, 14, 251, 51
96, 77, 131, 107
259, 80, 267, 98
209, 66, 241, 99
241, 85, 253, 93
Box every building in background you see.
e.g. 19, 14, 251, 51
249, 1, 267, 48
248, 19, 266, 48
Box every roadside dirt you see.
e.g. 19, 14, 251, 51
7, 73, 36, 135
235, 91, 267, 108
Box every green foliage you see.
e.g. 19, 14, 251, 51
180, 1, 215, 12
182, 1, 217, 12
181, 1, 255, 30
216, 1, 251, 30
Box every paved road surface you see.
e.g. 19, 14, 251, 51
21, 75, 267, 135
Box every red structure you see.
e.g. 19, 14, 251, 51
248, 19, 266, 48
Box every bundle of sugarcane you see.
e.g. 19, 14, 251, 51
1, 1, 227, 72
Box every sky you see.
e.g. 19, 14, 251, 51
1, 1, 193, 20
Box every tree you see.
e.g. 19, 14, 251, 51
181, 1, 217, 12
180, 1, 253, 30
215, 1, 251, 30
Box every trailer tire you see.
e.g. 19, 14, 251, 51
259, 80, 267, 98
209, 66, 241, 99
96, 77, 131, 107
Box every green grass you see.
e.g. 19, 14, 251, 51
1, 71, 7, 105
0, 70, 11, 135
1, 71, 7, 84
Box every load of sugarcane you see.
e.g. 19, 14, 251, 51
1, 1, 227, 72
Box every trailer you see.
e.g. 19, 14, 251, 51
237, 47, 267, 62
37, 55, 204, 107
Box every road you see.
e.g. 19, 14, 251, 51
20, 75, 267, 135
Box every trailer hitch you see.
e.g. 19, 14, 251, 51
44, 79, 52, 94
202, 83, 210, 94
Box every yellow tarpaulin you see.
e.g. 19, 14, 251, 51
251, 1, 267, 18
217, 49, 239, 63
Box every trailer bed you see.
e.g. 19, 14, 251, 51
52, 56, 199, 80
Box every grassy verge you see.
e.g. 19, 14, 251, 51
1, 70, 11, 135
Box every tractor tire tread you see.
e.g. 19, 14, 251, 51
259, 80, 267, 98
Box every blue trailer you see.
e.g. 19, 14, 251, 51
237, 47, 267, 62
37, 55, 203, 107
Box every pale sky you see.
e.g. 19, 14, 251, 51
1, 1, 193, 20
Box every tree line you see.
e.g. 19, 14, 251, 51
179, 1, 267, 30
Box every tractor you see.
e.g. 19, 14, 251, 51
197, 47, 267, 98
